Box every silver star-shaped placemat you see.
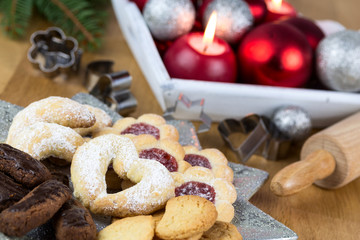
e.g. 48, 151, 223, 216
0, 94, 297, 240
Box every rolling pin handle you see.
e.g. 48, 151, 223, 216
270, 149, 336, 196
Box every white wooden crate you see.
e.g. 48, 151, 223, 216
112, 0, 360, 127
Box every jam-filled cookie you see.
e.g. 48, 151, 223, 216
183, 146, 234, 182
135, 137, 190, 173
173, 167, 237, 222
112, 113, 179, 141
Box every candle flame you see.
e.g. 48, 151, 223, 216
271, 0, 283, 10
203, 11, 217, 52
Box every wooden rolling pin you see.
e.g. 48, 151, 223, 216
271, 112, 360, 196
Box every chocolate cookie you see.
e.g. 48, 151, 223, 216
0, 180, 71, 237
0, 171, 29, 213
0, 143, 51, 188
54, 198, 97, 240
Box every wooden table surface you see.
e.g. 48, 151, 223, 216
0, 1, 359, 239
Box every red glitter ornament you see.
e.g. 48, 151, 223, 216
130, 0, 148, 12
279, 16, 325, 51
244, 0, 268, 25
237, 23, 313, 87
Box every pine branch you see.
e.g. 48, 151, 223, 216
0, 0, 34, 38
50, 0, 94, 43
34, 0, 107, 50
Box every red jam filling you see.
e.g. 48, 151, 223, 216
184, 154, 212, 169
139, 148, 178, 172
121, 123, 160, 140
175, 181, 216, 203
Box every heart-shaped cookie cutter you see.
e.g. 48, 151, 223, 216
218, 114, 291, 162
27, 27, 82, 77
84, 60, 137, 115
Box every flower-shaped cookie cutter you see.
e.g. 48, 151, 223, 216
27, 27, 82, 77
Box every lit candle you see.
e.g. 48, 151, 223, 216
163, 12, 237, 83
264, 0, 297, 22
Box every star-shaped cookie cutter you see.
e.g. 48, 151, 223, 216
27, 27, 82, 77
163, 93, 212, 133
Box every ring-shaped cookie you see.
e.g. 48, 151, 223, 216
92, 159, 175, 217
71, 134, 138, 208
71, 134, 174, 217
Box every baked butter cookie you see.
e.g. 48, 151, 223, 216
155, 195, 217, 240
98, 215, 155, 240
200, 221, 243, 240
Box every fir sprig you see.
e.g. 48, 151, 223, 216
0, 0, 33, 38
0, 0, 108, 50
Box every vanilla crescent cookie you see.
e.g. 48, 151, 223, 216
183, 146, 234, 182
173, 167, 237, 222
71, 134, 175, 217
6, 97, 95, 161
112, 113, 179, 141
74, 105, 112, 137
9, 122, 85, 162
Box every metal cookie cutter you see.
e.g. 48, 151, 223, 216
27, 27, 82, 78
218, 114, 291, 162
163, 93, 212, 133
84, 60, 137, 115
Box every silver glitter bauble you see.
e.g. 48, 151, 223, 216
203, 0, 253, 44
143, 0, 195, 41
272, 106, 312, 141
316, 30, 360, 92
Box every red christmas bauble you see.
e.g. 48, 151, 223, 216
130, 0, 148, 11
244, 0, 268, 25
237, 23, 313, 87
279, 16, 325, 51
